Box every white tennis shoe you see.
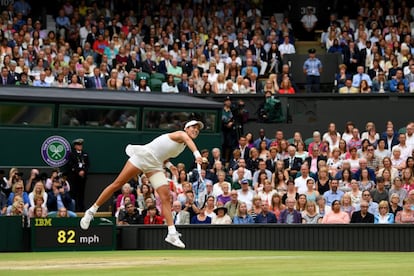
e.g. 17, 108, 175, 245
165, 232, 185, 248
80, 210, 94, 230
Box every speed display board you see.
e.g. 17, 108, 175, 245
31, 217, 116, 251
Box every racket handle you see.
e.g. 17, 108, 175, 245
197, 163, 203, 181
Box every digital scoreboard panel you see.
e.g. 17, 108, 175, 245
31, 217, 116, 251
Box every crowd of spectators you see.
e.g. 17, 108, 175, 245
1, 1, 414, 94
0, 167, 75, 226
110, 119, 414, 225
3, 119, 414, 226
321, 0, 414, 93
0, 0, 297, 93
2, 1, 414, 225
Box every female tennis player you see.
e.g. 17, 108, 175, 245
80, 120, 204, 248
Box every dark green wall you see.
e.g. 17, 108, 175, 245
0, 216, 25, 252
0, 128, 221, 174
119, 224, 414, 251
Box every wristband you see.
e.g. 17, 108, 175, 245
193, 150, 201, 159
165, 162, 173, 170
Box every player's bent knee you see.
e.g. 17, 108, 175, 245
149, 171, 168, 190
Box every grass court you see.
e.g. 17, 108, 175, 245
1, 250, 413, 275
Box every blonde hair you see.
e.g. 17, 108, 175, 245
252, 195, 262, 205
318, 167, 329, 177
12, 180, 24, 193
33, 180, 45, 195
305, 200, 317, 213
236, 202, 248, 217
378, 200, 389, 210
331, 147, 341, 154
340, 193, 352, 205
11, 200, 24, 215
9, 167, 19, 178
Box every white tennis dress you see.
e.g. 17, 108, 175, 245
126, 133, 186, 172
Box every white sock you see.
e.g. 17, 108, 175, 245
168, 225, 177, 235
89, 204, 99, 214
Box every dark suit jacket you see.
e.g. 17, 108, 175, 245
141, 59, 157, 74
304, 156, 328, 169
125, 57, 141, 73
266, 158, 276, 172
249, 45, 267, 62
343, 46, 361, 72
8, 71, 20, 83
1, 73, 17, 85
157, 60, 168, 76
238, 146, 250, 161
177, 81, 189, 93
255, 211, 277, 223
367, 68, 383, 80
86, 32, 97, 46
229, 158, 240, 172
284, 157, 304, 172
47, 191, 73, 212
178, 41, 189, 50
203, 48, 215, 61
183, 63, 203, 76
350, 211, 374, 223
354, 167, 376, 183
106, 25, 121, 39
279, 209, 302, 223
381, 133, 399, 150
78, 76, 90, 88
181, 61, 193, 76
88, 75, 107, 89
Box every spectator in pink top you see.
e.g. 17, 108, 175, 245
321, 200, 350, 224
307, 131, 324, 156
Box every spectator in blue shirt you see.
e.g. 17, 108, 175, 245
254, 200, 277, 223
323, 179, 344, 206
389, 69, 409, 92
233, 202, 255, 224
56, 8, 70, 40
33, 71, 51, 87
354, 190, 379, 216
352, 66, 372, 89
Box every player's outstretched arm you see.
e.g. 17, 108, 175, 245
169, 130, 202, 163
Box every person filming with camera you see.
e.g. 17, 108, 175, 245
47, 178, 76, 216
